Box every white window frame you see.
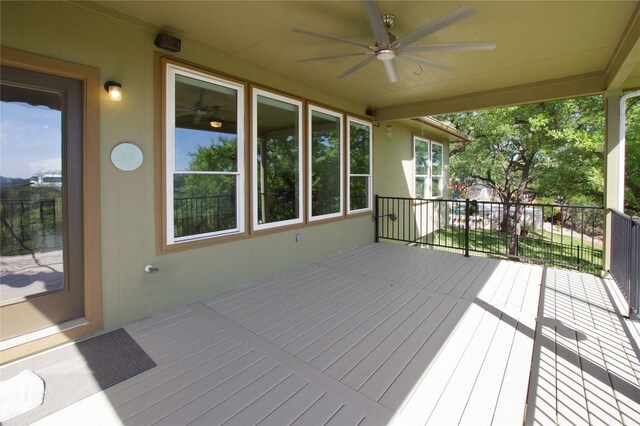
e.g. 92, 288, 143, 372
307, 105, 344, 222
165, 63, 245, 245
430, 141, 444, 198
414, 136, 429, 199
347, 116, 373, 214
413, 136, 444, 199
251, 88, 304, 231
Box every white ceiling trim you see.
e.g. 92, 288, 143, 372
606, 1, 640, 89
375, 72, 605, 120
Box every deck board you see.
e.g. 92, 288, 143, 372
526, 267, 640, 426
19, 243, 639, 426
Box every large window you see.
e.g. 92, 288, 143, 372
431, 141, 444, 198
159, 58, 373, 250
414, 136, 444, 198
308, 106, 344, 221
165, 63, 244, 244
347, 117, 372, 213
252, 88, 303, 230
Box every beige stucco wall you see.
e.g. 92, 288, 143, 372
1, 1, 375, 330
373, 121, 451, 199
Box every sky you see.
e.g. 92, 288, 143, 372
0, 101, 62, 179
175, 127, 229, 170
0, 101, 230, 177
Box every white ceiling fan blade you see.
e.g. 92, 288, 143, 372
382, 58, 399, 83
299, 52, 372, 63
399, 54, 454, 72
404, 41, 497, 52
292, 28, 371, 49
363, 0, 390, 47
392, 5, 476, 48
339, 56, 376, 79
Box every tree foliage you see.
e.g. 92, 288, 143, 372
625, 98, 640, 215
257, 134, 300, 223
437, 96, 606, 256
310, 128, 341, 216
437, 96, 605, 206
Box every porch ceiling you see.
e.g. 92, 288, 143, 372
93, 1, 640, 118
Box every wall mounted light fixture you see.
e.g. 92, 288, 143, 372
386, 125, 393, 141
209, 120, 223, 128
104, 81, 122, 102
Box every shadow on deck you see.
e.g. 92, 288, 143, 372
3, 243, 638, 425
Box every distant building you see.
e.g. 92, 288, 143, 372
467, 184, 496, 201
30, 172, 62, 188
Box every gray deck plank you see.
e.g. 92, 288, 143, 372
291, 393, 343, 426
526, 266, 640, 426
150, 355, 277, 426
280, 285, 399, 354
357, 298, 464, 402
326, 404, 367, 426
255, 384, 325, 426
491, 264, 541, 425
120, 348, 263, 423
297, 287, 419, 363
247, 274, 369, 333
320, 292, 433, 378
218, 268, 337, 321
338, 293, 451, 393
427, 307, 502, 425
178, 365, 293, 425
21, 243, 639, 426
221, 374, 308, 426
378, 301, 469, 411
257, 279, 386, 342
207, 265, 327, 316
459, 305, 522, 423
106, 336, 245, 409
386, 301, 486, 424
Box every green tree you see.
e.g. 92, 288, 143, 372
257, 134, 300, 223
311, 128, 341, 216
436, 96, 605, 256
173, 136, 238, 237
625, 98, 640, 215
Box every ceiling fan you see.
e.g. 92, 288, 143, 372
176, 93, 231, 127
293, 0, 496, 83
176, 93, 216, 124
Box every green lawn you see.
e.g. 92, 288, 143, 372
428, 226, 602, 272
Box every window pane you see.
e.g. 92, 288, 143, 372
350, 176, 369, 211
432, 143, 443, 176
1, 84, 64, 302
349, 121, 370, 174
311, 110, 341, 217
174, 74, 238, 172
415, 139, 429, 175
256, 94, 300, 224
415, 177, 426, 199
432, 177, 443, 198
173, 174, 236, 238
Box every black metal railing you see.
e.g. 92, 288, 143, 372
375, 195, 604, 272
258, 192, 298, 223
0, 198, 62, 255
174, 194, 236, 237
610, 209, 640, 318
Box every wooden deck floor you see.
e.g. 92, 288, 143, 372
26, 243, 640, 425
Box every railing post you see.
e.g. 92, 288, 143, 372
374, 194, 379, 243
631, 217, 639, 319
464, 198, 470, 257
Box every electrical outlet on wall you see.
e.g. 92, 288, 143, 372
295, 232, 302, 242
